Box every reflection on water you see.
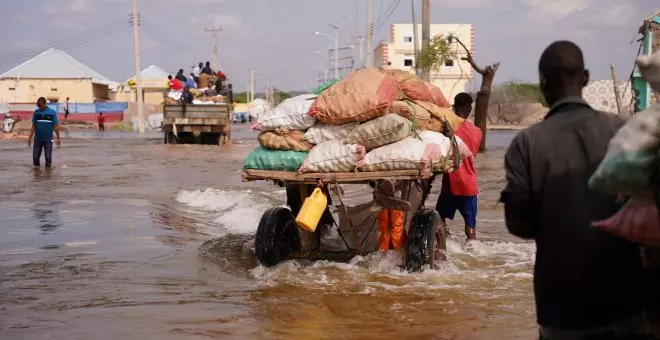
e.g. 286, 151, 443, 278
0, 128, 536, 339
32, 201, 60, 233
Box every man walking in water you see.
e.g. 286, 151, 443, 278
28, 97, 61, 168
97, 112, 105, 132
501, 41, 648, 339
435, 92, 482, 240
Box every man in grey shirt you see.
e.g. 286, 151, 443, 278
501, 41, 649, 339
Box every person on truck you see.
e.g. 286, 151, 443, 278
193, 62, 202, 78
168, 75, 183, 91
201, 62, 213, 75
186, 73, 197, 89
175, 69, 187, 82
435, 92, 483, 240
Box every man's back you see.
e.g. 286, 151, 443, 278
442, 121, 482, 196
32, 107, 58, 141
505, 99, 646, 329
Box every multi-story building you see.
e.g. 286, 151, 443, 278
374, 23, 474, 102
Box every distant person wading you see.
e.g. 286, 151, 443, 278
28, 97, 61, 168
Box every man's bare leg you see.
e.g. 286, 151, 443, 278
465, 224, 476, 240
440, 218, 452, 239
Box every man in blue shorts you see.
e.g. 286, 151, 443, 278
435, 93, 483, 240
28, 97, 61, 168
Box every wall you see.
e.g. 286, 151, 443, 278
92, 83, 110, 101
0, 78, 95, 103
378, 23, 475, 100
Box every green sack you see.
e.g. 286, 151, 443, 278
243, 147, 308, 171
312, 78, 340, 95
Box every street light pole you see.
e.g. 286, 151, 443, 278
328, 23, 339, 79
315, 31, 337, 79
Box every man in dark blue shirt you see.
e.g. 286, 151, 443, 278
28, 97, 61, 168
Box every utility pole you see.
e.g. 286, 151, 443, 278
204, 27, 222, 72
351, 36, 365, 68
131, 0, 144, 134
411, 0, 420, 77
366, 0, 373, 67
421, 0, 430, 81
248, 68, 257, 102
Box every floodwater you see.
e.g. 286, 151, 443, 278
0, 126, 537, 340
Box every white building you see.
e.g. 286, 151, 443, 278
374, 23, 475, 101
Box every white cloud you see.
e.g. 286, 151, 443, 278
68, 0, 88, 13
521, 0, 594, 22
436, 0, 495, 9
206, 14, 242, 28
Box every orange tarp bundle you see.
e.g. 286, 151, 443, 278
378, 209, 407, 251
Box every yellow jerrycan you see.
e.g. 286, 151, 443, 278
295, 187, 328, 232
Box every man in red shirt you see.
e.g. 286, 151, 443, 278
97, 112, 105, 132
168, 75, 183, 91
435, 92, 483, 240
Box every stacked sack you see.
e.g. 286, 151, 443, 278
244, 68, 473, 174
588, 51, 660, 246
244, 94, 317, 171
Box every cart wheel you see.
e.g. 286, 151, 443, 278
405, 209, 442, 272
255, 207, 302, 267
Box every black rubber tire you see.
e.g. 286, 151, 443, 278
254, 207, 302, 267
405, 209, 440, 272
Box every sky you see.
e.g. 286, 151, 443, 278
0, 0, 656, 92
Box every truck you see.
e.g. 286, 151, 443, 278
163, 103, 233, 145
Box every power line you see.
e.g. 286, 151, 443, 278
0, 17, 131, 66
0, 17, 130, 60
376, 0, 401, 32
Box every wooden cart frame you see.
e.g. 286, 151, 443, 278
243, 169, 448, 271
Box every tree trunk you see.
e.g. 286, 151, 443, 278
475, 69, 496, 153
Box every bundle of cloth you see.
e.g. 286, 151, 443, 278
588, 51, 660, 246
243, 68, 473, 174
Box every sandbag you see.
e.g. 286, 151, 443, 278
384, 69, 451, 107
589, 105, 660, 194
415, 101, 464, 133
299, 140, 366, 173
360, 137, 443, 172
258, 128, 313, 152
303, 122, 357, 145
243, 147, 308, 172
390, 101, 432, 128
254, 94, 317, 131
593, 198, 660, 247
309, 68, 400, 124
636, 50, 660, 93
344, 114, 412, 151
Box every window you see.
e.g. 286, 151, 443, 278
444, 59, 454, 67
403, 36, 413, 43
8, 87, 15, 91
404, 58, 414, 67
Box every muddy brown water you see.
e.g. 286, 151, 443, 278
0, 126, 536, 339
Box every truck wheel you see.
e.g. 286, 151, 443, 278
255, 207, 302, 267
405, 209, 443, 272
164, 132, 177, 144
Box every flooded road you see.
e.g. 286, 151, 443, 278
0, 126, 536, 339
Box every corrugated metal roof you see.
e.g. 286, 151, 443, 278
0, 48, 114, 85
127, 64, 170, 81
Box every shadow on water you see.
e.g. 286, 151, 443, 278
199, 235, 257, 276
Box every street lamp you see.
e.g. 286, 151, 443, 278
315, 27, 339, 79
